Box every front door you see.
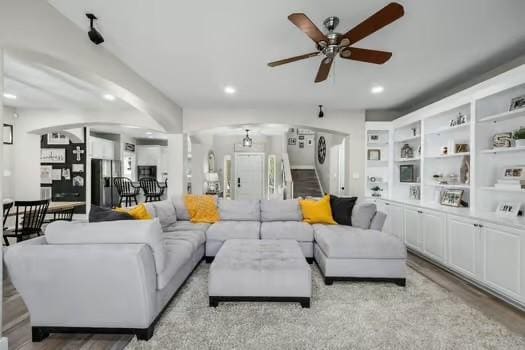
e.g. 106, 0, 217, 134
234, 153, 264, 199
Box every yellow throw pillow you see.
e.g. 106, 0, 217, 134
300, 195, 337, 225
184, 195, 220, 223
114, 203, 153, 220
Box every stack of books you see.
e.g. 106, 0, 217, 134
494, 178, 525, 190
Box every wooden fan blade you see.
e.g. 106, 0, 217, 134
340, 2, 404, 47
268, 52, 320, 67
288, 13, 328, 45
340, 47, 392, 64
315, 57, 333, 83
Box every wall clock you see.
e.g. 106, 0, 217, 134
318, 136, 326, 164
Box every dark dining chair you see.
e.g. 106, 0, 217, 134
4, 200, 49, 245
3, 202, 13, 246
114, 177, 140, 207
139, 177, 166, 202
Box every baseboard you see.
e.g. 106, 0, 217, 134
0, 337, 8, 350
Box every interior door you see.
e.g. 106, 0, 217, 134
235, 153, 264, 200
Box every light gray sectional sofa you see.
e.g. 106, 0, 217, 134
4, 197, 406, 342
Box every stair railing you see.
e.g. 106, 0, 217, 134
281, 153, 294, 199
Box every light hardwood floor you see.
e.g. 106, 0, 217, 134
3, 253, 524, 349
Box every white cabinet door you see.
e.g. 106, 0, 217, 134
389, 204, 404, 240
404, 207, 421, 251
378, 201, 392, 234
421, 210, 446, 263
481, 223, 522, 300
447, 216, 478, 279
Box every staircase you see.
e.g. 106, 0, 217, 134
291, 169, 323, 199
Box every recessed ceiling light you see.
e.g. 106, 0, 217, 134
145, 131, 153, 135
103, 94, 116, 101
224, 86, 236, 95
3, 93, 17, 100
371, 86, 384, 94
124, 125, 141, 129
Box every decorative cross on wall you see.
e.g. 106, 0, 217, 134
73, 146, 85, 162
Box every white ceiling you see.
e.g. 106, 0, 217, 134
50, 0, 525, 110
3, 53, 132, 111
90, 124, 167, 140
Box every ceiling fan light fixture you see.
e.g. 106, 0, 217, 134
339, 37, 350, 47
243, 129, 253, 147
371, 85, 385, 94
341, 48, 352, 58
224, 86, 236, 95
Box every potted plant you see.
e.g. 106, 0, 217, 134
370, 186, 383, 197
513, 127, 525, 148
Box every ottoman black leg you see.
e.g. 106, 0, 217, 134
324, 277, 334, 286
32, 327, 49, 342
300, 299, 310, 308
205, 256, 214, 264
395, 278, 406, 287
136, 324, 154, 341
209, 297, 219, 307
306, 257, 314, 264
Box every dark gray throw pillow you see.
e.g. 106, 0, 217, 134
89, 205, 134, 223
329, 195, 358, 226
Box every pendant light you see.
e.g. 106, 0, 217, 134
242, 129, 253, 147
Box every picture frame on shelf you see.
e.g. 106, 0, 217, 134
367, 149, 381, 161
495, 201, 521, 217
3, 124, 13, 145
503, 166, 525, 180
368, 134, 381, 144
440, 189, 464, 207
287, 137, 296, 146
454, 144, 469, 153
299, 141, 304, 149
399, 164, 415, 183
492, 133, 512, 148
409, 185, 420, 200
509, 95, 525, 111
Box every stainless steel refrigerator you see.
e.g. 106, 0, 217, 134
91, 159, 121, 208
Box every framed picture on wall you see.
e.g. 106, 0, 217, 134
3, 124, 13, 145
440, 189, 464, 207
47, 132, 70, 145
41, 148, 66, 163
368, 134, 380, 144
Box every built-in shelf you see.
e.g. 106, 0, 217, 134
426, 183, 470, 189
395, 135, 421, 143
395, 157, 420, 162
478, 108, 525, 123
368, 181, 389, 184
479, 186, 525, 193
399, 182, 420, 185
426, 122, 470, 135
367, 142, 389, 147
425, 152, 470, 159
480, 147, 525, 154
368, 160, 389, 167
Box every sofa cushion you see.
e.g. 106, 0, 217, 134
144, 200, 177, 228
370, 211, 387, 231
218, 199, 260, 221
45, 219, 167, 273
114, 204, 153, 220
163, 221, 210, 233
351, 202, 377, 229
163, 230, 205, 254
313, 224, 406, 259
260, 221, 313, 242
299, 195, 336, 225
88, 205, 134, 222
329, 195, 357, 226
171, 195, 191, 221
260, 199, 303, 222
206, 221, 260, 242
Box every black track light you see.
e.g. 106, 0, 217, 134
318, 105, 324, 118
86, 13, 104, 45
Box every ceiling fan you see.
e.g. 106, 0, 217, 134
268, 2, 404, 83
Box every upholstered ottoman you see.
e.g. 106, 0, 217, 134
208, 239, 311, 308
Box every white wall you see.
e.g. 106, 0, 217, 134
183, 108, 366, 196
0, 0, 182, 133
287, 132, 315, 167
2, 106, 16, 199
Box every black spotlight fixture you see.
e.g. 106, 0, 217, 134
318, 105, 324, 118
86, 13, 104, 45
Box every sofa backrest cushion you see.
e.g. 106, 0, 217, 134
144, 200, 177, 228
45, 219, 166, 273
171, 196, 191, 221
260, 199, 303, 222
218, 199, 260, 221
370, 211, 387, 231
351, 202, 377, 229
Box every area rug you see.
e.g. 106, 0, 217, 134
126, 263, 525, 350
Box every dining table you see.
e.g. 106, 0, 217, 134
3, 200, 85, 217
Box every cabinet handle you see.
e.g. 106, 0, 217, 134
473, 224, 478, 227
479, 224, 483, 228
385, 203, 390, 206
417, 210, 423, 214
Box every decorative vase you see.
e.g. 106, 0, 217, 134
516, 139, 525, 148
